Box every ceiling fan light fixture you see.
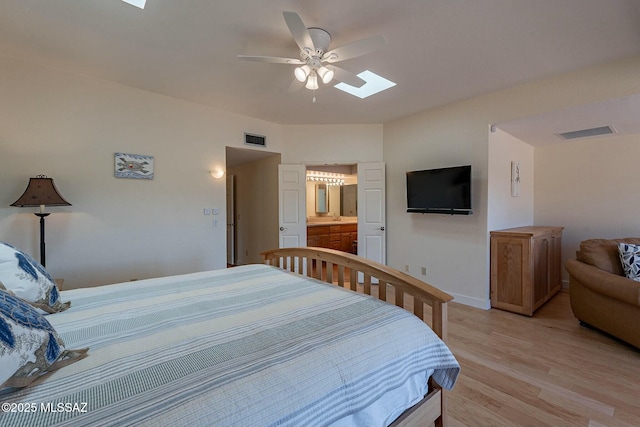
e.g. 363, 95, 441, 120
294, 65, 311, 82
305, 73, 319, 90
317, 66, 334, 84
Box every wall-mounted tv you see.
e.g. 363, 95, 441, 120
406, 165, 472, 215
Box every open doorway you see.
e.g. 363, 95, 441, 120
226, 147, 281, 266
278, 162, 386, 265
305, 164, 358, 254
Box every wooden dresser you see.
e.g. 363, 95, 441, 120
490, 226, 563, 316
307, 223, 357, 254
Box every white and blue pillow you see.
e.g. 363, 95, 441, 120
0, 289, 87, 388
618, 242, 640, 282
0, 242, 69, 313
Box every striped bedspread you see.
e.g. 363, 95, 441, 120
0, 264, 459, 427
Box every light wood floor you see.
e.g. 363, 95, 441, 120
445, 292, 640, 427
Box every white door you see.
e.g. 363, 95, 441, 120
358, 162, 386, 265
278, 164, 307, 248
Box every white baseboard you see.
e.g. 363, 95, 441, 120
447, 292, 491, 310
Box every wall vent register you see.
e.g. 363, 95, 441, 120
245, 133, 266, 147
556, 125, 615, 140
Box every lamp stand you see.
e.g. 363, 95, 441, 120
34, 212, 50, 267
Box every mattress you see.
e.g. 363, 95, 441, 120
0, 264, 459, 427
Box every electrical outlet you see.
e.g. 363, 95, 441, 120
404, 264, 410, 273
421, 266, 427, 276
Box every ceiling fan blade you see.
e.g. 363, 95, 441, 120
322, 35, 387, 63
283, 11, 315, 52
328, 65, 366, 88
237, 55, 304, 65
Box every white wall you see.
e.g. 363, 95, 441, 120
487, 128, 535, 232
384, 55, 640, 309
0, 55, 283, 289
384, 103, 490, 308
534, 133, 640, 286
282, 124, 383, 165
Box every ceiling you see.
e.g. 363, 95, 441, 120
1, 0, 640, 128
497, 94, 640, 146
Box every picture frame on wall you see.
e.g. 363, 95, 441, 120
511, 161, 520, 197
115, 153, 154, 179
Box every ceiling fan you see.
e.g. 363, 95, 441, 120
238, 11, 387, 91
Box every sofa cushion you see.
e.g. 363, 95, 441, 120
618, 243, 640, 282
576, 238, 640, 275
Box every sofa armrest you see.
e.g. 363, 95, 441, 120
566, 258, 640, 306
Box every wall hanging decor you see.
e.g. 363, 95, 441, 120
511, 161, 520, 197
115, 153, 154, 179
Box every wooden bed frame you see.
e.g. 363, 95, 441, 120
262, 247, 454, 427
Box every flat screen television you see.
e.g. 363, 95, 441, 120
406, 165, 472, 215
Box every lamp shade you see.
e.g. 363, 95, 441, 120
294, 65, 311, 83
10, 175, 71, 209
305, 73, 319, 90
317, 66, 334, 84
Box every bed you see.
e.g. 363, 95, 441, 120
0, 247, 459, 427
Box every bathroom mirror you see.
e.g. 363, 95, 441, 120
340, 184, 357, 216
315, 183, 328, 213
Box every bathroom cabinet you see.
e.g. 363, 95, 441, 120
307, 223, 357, 254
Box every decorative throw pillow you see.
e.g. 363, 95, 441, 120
618, 243, 640, 282
0, 289, 88, 389
0, 242, 69, 313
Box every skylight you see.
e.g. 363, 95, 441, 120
121, 0, 146, 9
334, 71, 396, 99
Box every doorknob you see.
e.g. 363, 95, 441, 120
379, 226, 385, 231
280, 227, 286, 231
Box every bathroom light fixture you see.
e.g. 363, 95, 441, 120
210, 170, 225, 179
306, 171, 345, 186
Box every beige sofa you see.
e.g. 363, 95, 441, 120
565, 238, 640, 349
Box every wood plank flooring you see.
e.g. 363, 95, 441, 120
445, 292, 640, 427
303, 263, 638, 426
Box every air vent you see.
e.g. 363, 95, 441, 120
556, 125, 616, 140
245, 133, 266, 147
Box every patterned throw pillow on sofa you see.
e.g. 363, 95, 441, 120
0, 242, 69, 313
618, 243, 640, 282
